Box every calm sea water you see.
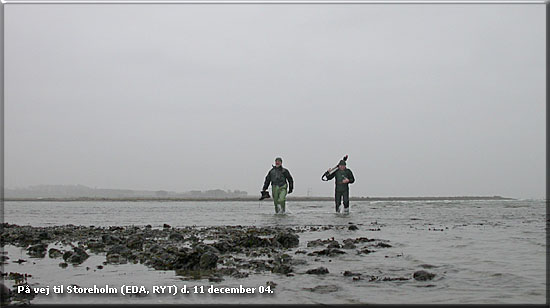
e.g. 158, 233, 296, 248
2, 199, 546, 304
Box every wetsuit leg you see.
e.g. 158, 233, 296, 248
335, 190, 343, 213
343, 189, 350, 209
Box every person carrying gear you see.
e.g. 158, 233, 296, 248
261, 157, 294, 214
325, 159, 355, 214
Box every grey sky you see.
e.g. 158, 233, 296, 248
4, 3, 545, 198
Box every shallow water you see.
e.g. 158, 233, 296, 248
2, 199, 546, 304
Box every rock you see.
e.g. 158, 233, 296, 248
357, 248, 373, 254
312, 248, 345, 257
62, 251, 73, 262
413, 270, 435, 281
274, 232, 299, 248
126, 234, 144, 249
106, 254, 123, 264
212, 240, 232, 254
107, 245, 131, 257
59, 262, 68, 268
306, 267, 329, 275
327, 241, 341, 249
48, 248, 63, 258
208, 276, 223, 282
168, 233, 184, 241
343, 270, 361, 277
199, 251, 218, 270
27, 244, 47, 258
87, 241, 105, 252
237, 235, 271, 248
307, 239, 324, 247
375, 242, 392, 248
348, 225, 359, 231
382, 276, 410, 281
291, 259, 308, 266
342, 242, 356, 249
97, 265, 103, 269
353, 237, 375, 243
271, 264, 293, 274
148, 244, 163, 254
294, 250, 307, 254
67, 247, 89, 265
101, 234, 121, 245
266, 281, 277, 288
163, 224, 171, 229
303, 285, 339, 294
193, 244, 220, 255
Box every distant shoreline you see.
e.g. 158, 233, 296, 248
3, 196, 515, 202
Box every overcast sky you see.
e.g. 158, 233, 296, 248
4, 3, 545, 198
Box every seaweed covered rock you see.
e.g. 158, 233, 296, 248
236, 235, 272, 248
48, 248, 63, 258
63, 247, 89, 265
306, 267, 329, 275
274, 232, 299, 248
375, 242, 392, 248
212, 240, 232, 254
271, 253, 293, 274
343, 270, 361, 277
86, 240, 105, 252
310, 248, 345, 257
27, 244, 47, 258
168, 232, 184, 241
101, 234, 121, 245
107, 245, 131, 257
199, 251, 219, 270
413, 270, 435, 281
126, 234, 144, 249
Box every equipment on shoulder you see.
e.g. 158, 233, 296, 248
321, 155, 348, 181
259, 190, 271, 200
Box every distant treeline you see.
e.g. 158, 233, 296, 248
4, 184, 248, 199
4, 185, 514, 202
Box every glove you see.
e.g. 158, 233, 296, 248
288, 188, 293, 194
259, 190, 271, 200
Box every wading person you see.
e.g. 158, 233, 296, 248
262, 157, 294, 214
325, 160, 355, 214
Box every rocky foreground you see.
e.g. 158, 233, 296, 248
0, 223, 435, 305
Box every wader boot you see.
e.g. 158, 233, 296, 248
272, 184, 288, 214
335, 189, 350, 214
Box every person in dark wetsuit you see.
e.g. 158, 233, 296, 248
262, 157, 294, 214
325, 160, 355, 214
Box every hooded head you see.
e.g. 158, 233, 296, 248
338, 160, 346, 170
275, 157, 283, 167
